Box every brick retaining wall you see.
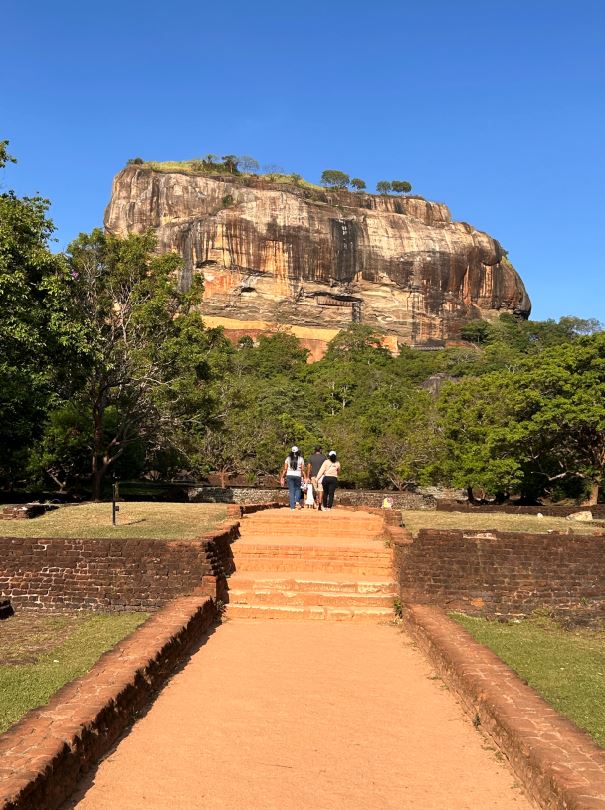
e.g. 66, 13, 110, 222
436, 501, 605, 518
188, 486, 435, 509
0, 504, 281, 613
392, 528, 605, 619
0, 594, 218, 810
0, 536, 214, 611
404, 605, 605, 810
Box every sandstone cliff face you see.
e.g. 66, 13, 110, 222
104, 166, 530, 348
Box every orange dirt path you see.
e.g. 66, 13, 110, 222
67, 621, 534, 810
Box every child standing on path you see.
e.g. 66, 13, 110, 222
304, 480, 315, 509
280, 446, 305, 510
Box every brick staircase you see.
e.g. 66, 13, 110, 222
225, 508, 396, 621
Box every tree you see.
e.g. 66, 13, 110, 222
320, 170, 350, 189
237, 155, 260, 173
509, 336, 605, 504
357, 387, 443, 489
234, 331, 309, 378
350, 178, 366, 191
460, 320, 495, 345
391, 180, 412, 194
61, 229, 216, 499
437, 374, 525, 501
0, 141, 15, 168
221, 155, 239, 174
311, 326, 392, 417
376, 181, 392, 194
436, 334, 605, 503
262, 164, 285, 176
324, 324, 389, 361
0, 142, 85, 488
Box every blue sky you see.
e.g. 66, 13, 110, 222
2, 0, 604, 322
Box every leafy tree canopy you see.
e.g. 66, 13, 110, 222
0, 142, 86, 486
391, 180, 412, 194
320, 170, 350, 189
34, 229, 221, 497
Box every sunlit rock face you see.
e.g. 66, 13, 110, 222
105, 166, 531, 351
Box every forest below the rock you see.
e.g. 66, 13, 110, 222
2, 141, 604, 503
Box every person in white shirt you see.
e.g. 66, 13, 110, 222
280, 445, 306, 510
316, 450, 341, 510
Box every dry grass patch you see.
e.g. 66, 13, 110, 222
401, 509, 605, 537
0, 502, 227, 540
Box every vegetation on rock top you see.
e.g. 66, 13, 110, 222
127, 154, 414, 197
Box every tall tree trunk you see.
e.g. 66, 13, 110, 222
91, 468, 104, 501
91, 400, 104, 501
584, 481, 600, 506
467, 486, 476, 504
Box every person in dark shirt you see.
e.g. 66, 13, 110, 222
307, 446, 327, 510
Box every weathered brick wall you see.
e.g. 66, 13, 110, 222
436, 501, 605, 517
0, 536, 220, 612
188, 486, 435, 509
394, 529, 605, 618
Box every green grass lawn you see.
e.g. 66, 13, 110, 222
0, 612, 148, 734
401, 509, 605, 536
0, 502, 227, 539
452, 613, 605, 748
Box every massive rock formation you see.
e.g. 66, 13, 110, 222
105, 166, 530, 357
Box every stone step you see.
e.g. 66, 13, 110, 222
224, 604, 395, 622
239, 532, 383, 544
228, 589, 396, 608
230, 559, 393, 576
232, 548, 392, 563
228, 573, 397, 594
233, 545, 393, 560
241, 519, 382, 532
237, 538, 385, 551
242, 512, 381, 523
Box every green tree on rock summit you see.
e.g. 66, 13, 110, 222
320, 170, 350, 189
237, 155, 260, 173
221, 155, 239, 174
391, 180, 412, 194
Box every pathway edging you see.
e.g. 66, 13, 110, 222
0, 595, 218, 810
0, 502, 284, 810
404, 604, 605, 810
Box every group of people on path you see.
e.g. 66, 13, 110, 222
280, 446, 341, 511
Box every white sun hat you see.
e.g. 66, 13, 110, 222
291, 445, 299, 453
